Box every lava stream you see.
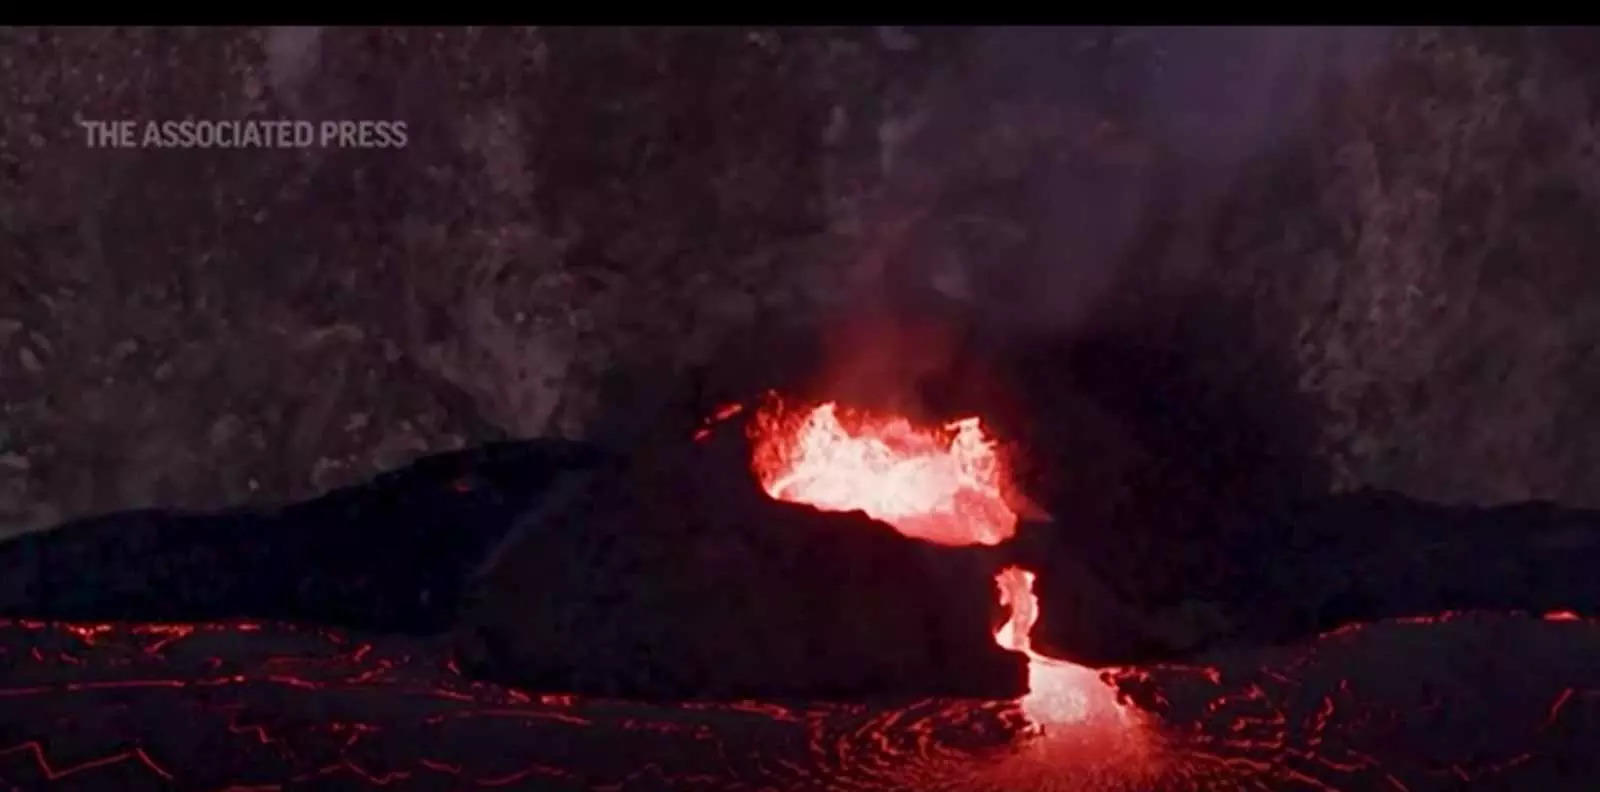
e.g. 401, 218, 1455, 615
995, 567, 1136, 729
746, 397, 1133, 728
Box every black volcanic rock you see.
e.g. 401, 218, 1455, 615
0, 439, 607, 633
454, 432, 1029, 701
0, 430, 1027, 702
1020, 489, 1600, 667
1252, 491, 1600, 635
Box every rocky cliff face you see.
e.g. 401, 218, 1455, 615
5, 27, 1600, 538
1227, 29, 1600, 505
0, 26, 943, 535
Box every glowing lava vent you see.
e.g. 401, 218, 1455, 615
749, 398, 1018, 546
745, 397, 1134, 729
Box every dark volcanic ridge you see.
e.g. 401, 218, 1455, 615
0, 434, 1027, 702
0, 439, 610, 635
4, 436, 1600, 704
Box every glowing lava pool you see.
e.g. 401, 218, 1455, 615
4, 401, 1600, 789
2, 614, 1598, 790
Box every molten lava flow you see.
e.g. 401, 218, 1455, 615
746, 396, 1133, 730
748, 399, 1018, 546
993, 567, 1039, 654
995, 567, 1133, 728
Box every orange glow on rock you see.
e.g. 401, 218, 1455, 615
748, 398, 1018, 546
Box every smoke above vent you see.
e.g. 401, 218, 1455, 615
800, 28, 1394, 479
838, 26, 1393, 336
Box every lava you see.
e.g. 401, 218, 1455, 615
1, 614, 1597, 790
995, 567, 1136, 729
748, 397, 1017, 546
693, 402, 746, 443
1, 400, 1591, 788
746, 396, 1134, 730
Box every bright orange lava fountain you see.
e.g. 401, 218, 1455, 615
746, 397, 1134, 729
749, 399, 1017, 546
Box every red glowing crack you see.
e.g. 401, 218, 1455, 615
0, 741, 174, 783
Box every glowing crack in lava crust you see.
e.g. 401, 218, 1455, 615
747, 397, 1135, 730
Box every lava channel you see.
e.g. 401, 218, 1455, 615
746, 396, 1136, 731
